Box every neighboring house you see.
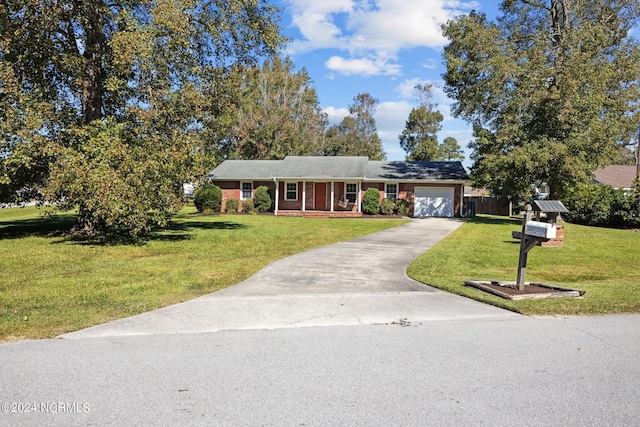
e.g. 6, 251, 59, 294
592, 165, 638, 191
205, 156, 469, 218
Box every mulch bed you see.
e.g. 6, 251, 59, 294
464, 280, 585, 300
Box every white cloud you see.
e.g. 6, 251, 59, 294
325, 56, 401, 76
284, 0, 478, 76
323, 106, 350, 125
376, 101, 412, 130
393, 78, 460, 122
421, 58, 439, 70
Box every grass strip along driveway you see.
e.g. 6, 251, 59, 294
0, 207, 407, 341
408, 215, 640, 316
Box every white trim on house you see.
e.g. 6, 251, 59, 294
285, 181, 298, 201
385, 182, 398, 199
241, 182, 252, 200
345, 182, 358, 203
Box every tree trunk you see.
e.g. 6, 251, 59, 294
80, 1, 107, 124
71, 205, 107, 236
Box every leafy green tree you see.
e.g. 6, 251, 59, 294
0, 0, 284, 235
323, 93, 386, 160
437, 137, 465, 162
230, 57, 327, 160
399, 84, 443, 161
442, 1, 640, 200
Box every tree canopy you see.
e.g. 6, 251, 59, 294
227, 57, 327, 161
442, 0, 640, 200
0, 0, 284, 235
322, 93, 386, 160
398, 84, 443, 161
436, 137, 465, 162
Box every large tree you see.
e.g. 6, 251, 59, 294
442, 1, 640, 200
398, 84, 443, 161
323, 93, 385, 160
230, 57, 327, 160
0, 0, 284, 235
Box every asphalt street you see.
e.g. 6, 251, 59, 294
1, 315, 639, 426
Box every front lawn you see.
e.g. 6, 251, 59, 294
0, 207, 407, 341
407, 215, 640, 316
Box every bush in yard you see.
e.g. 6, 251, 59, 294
193, 184, 222, 213
362, 188, 380, 215
254, 186, 272, 213
225, 197, 239, 214
394, 199, 411, 216
563, 182, 640, 228
380, 198, 395, 215
242, 198, 255, 214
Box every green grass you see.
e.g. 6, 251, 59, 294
0, 206, 408, 341
407, 215, 640, 316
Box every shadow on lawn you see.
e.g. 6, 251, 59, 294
0, 214, 78, 239
466, 215, 520, 226
0, 214, 246, 245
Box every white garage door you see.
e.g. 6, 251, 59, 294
414, 187, 455, 217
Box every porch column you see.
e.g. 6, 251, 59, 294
274, 179, 279, 216
357, 181, 362, 213
330, 182, 334, 212
302, 180, 306, 212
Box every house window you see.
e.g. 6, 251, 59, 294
385, 183, 398, 199
241, 182, 252, 200
285, 182, 297, 201
345, 183, 357, 203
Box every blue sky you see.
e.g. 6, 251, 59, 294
271, 0, 501, 166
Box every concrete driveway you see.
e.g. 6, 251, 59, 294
61, 218, 518, 339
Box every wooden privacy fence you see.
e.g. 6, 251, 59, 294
464, 196, 511, 217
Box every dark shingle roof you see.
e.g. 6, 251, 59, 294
366, 161, 468, 181
206, 157, 469, 182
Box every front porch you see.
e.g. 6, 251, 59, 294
275, 210, 363, 218
273, 180, 362, 217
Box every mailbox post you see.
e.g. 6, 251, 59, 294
516, 201, 568, 290
516, 205, 536, 290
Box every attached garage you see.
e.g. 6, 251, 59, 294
414, 187, 455, 217
207, 158, 469, 217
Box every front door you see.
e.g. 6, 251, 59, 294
314, 183, 327, 210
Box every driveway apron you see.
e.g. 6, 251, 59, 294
61, 218, 518, 339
